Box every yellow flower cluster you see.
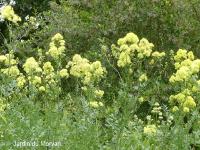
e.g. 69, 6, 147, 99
68, 54, 106, 85
0, 51, 20, 78
43, 62, 54, 74
169, 49, 200, 83
139, 73, 148, 82
29, 76, 42, 85
0, 34, 69, 90
59, 69, 69, 78
143, 124, 157, 135
23, 57, 42, 74
138, 96, 145, 103
137, 38, 154, 59
117, 32, 139, 46
0, 52, 27, 89
117, 49, 132, 67
21, 45, 62, 88
152, 51, 166, 58
0, 52, 17, 65
1, 66, 20, 77
168, 50, 200, 113
39, 86, 46, 92
0, 55, 7, 62
94, 90, 104, 98
89, 101, 104, 108
16, 75, 26, 88
112, 32, 165, 67
22, 34, 69, 89
42, 61, 59, 88
0, 5, 21, 23
46, 33, 65, 59
170, 92, 196, 113
174, 49, 194, 62
22, 57, 69, 89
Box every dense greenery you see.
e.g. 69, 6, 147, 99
1, 1, 200, 149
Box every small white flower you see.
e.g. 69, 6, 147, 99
0, 16, 4, 22
0, 4, 5, 21
25, 15, 29, 21
35, 22, 39, 29
0, 4, 5, 13
9, 0, 16, 6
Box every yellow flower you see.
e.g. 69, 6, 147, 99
91, 61, 101, 69
174, 62, 181, 69
183, 96, 196, 108
3, 52, 17, 66
117, 51, 131, 67
0, 55, 7, 62
113, 32, 163, 68
4, 58, 17, 66
170, 90, 196, 113
92, 61, 105, 77
138, 38, 154, 58
174, 93, 185, 103
139, 73, 148, 82
129, 68, 133, 74
69, 55, 90, 77
31, 76, 42, 85
0, 5, 21, 23
138, 97, 145, 103
83, 75, 91, 85
69, 54, 106, 85
183, 107, 190, 113
39, 86, 46, 92
169, 75, 175, 83
172, 106, 179, 112
98, 102, 104, 107
152, 51, 165, 58
89, 101, 104, 108
46, 33, 65, 59
149, 59, 155, 65
130, 44, 139, 52
89, 101, 99, 108
45, 73, 55, 81
81, 86, 87, 91
174, 49, 187, 62
174, 66, 191, 82
94, 90, 104, 98
180, 59, 192, 68
144, 125, 157, 135
1, 66, 20, 77
23, 57, 41, 74
192, 86, 198, 92
51, 33, 63, 41
59, 69, 69, 78
117, 38, 126, 46
182, 89, 191, 95
187, 51, 194, 60
9, 66, 20, 77
43, 62, 54, 74
124, 32, 139, 44
17, 75, 26, 88
170, 50, 200, 85
191, 60, 200, 74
